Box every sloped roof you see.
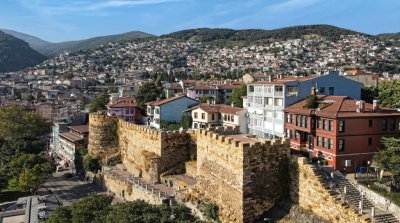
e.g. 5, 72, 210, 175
284, 95, 400, 118
148, 95, 198, 106
189, 103, 244, 115
107, 97, 138, 108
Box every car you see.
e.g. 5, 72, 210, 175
63, 173, 73, 178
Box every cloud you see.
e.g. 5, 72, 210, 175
15, 0, 185, 15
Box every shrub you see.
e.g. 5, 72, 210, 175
300, 148, 309, 157
202, 203, 219, 221
311, 157, 319, 163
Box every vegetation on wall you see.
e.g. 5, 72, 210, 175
304, 95, 318, 109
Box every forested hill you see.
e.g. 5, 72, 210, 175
378, 32, 400, 41
161, 25, 369, 42
0, 31, 46, 73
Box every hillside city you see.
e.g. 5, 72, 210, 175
0, 25, 400, 223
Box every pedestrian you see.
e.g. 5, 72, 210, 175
385, 199, 391, 211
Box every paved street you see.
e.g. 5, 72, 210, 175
44, 170, 103, 206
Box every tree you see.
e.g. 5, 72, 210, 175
227, 85, 247, 107
199, 95, 215, 103
0, 106, 50, 190
374, 137, 400, 189
45, 207, 72, 223
89, 93, 109, 113
70, 193, 112, 223
83, 156, 101, 173
304, 95, 318, 109
136, 83, 162, 109
5, 154, 54, 191
361, 86, 378, 103
376, 80, 400, 109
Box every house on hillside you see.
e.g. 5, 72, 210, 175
284, 95, 400, 173
146, 95, 199, 129
107, 96, 142, 123
188, 103, 247, 133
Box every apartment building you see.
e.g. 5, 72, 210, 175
246, 72, 362, 138
284, 95, 400, 172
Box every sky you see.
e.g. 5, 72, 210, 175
1, 0, 400, 43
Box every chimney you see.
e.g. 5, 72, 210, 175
373, 99, 380, 112
156, 97, 160, 102
311, 87, 317, 96
207, 99, 210, 105
231, 102, 234, 107
268, 75, 272, 82
356, 100, 366, 113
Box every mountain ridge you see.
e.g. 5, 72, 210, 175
1, 29, 155, 57
0, 31, 46, 73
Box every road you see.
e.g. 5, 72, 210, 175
44, 170, 103, 206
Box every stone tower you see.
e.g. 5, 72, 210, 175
88, 112, 118, 157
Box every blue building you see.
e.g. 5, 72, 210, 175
146, 95, 199, 129
246, 72, 362, 138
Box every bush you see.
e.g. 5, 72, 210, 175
83, 156, 101, 173
311, 157, 319, 163
202, 203, 219, 221
300, 148, 309, 157
320, 160, 328, 165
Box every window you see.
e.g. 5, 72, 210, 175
339, 120, 345, 132
264, 97, 273, 105
285, 129, 291, 138
368, 137, 372, 146
287, 86, 298, 95
201, 113, 205, 120
329, 120, 334, 131
319, 87, 325, 94
274, 98, 283, 106
390, 119, 396, 131
255, 97, 263, 104
211, 114, 215, 120
322, 137, 327, 148
338, 139, 345, 151
382, 119, 388, 131
155, 108, 160, 115
286, 114, 292, 123
249, 85, 254, 92
275, 85, 283, 92
317, 136, 322, 147
231, 115, 235, 122
369, 120, 373, 127
317, 118, 322, 129
194, 112, 198, 119
275, 111, 283, 119
329, 139, 333, 150
328, 87, 335, 95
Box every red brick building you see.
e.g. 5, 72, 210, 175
284, 93, 400, 173
107, 97, 142, 123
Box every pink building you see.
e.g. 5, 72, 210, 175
106, 97, 142, 123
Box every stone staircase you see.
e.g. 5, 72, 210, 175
323, 167, 399, 223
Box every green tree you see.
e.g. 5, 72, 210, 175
376, 80, 400, 108
70, 193, 112, 223
83, 156, 101, 173
45, 207, 72, 223
304, 95, 318, 109
227, 85, 247, 107
89, 93, 109, 113
374, 137, 400, 189
181, 116, 192, 129
6, 154, 54, 191
199, 95, 215, 103
74, 148, 87, 176
136, 83, 162, 109
361, 86, 378, 103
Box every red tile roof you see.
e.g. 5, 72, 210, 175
284, 95, 400, 118
189, 103, 244, 114
107, 97, 138, 108
148, 95, 197, 106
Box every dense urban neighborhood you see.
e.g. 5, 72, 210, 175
1, 24, 400, 223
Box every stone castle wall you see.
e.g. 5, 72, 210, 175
102, 172, 165, 205
196, 129, 290, 223
290, 157, 370, 223
118, 120, 195, 184
88, 112, 118, 157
